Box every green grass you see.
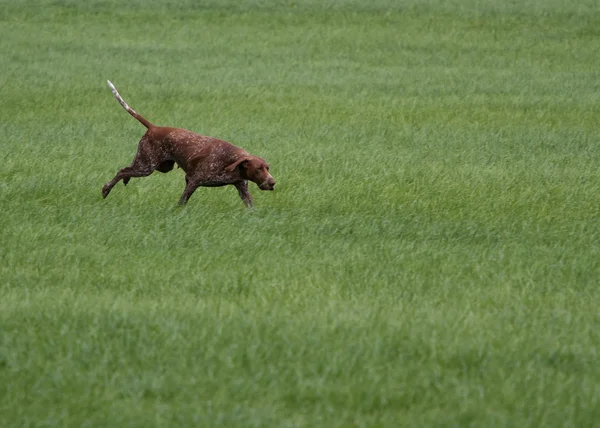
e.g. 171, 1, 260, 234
1, 0, 600, 426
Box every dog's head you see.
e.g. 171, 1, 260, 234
225, 156, 275, 190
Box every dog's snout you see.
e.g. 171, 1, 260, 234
259, 175, 276, 191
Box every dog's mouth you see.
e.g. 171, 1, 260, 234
259, 182, 275, 191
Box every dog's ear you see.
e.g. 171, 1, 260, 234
224, 157, 249, 172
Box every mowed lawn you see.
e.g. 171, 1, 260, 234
1, 0, 600, 426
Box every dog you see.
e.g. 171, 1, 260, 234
102, 80, 275, 207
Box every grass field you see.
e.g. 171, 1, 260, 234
1, 0, 600, 426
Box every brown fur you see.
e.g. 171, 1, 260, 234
102, 81, 275, 207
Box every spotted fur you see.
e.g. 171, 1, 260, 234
102, 81, 275, 207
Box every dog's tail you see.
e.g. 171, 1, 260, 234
106, 80, 153, 129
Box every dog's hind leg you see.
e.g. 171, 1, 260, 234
119, 161, 173, 187
102, 138, 159, 198
102, 165, 156, 198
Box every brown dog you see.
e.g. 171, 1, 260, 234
102, 80, 275, 207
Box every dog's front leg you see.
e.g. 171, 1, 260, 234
234, 181, 253, 208
178, 175, 201, 205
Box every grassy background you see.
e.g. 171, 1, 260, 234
1, 0, 600, 426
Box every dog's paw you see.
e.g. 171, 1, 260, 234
101, 185, 111, 198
